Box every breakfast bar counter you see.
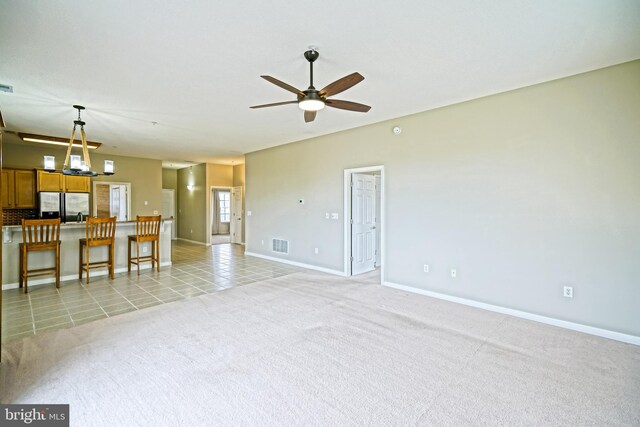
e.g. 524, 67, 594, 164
1, 219, 173, 289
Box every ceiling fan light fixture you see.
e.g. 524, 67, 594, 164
298, 99, 325, 111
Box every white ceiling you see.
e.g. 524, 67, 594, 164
1, 1, 639, 165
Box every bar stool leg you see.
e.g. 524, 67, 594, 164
79, 241, 83, 280
110, 243, 115, 279
156, 239, 160, 272
127, 238, 132, 272
136, 241, 141, 275
56, 242, 60, 288
19, 244, 24, 289
85, 244, 91, 284
151, 241, 155, 270
22, 245, 29, 293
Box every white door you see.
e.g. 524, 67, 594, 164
162, 189, 177, 240
375, 174, 381, 268
230, 186, 243, 244
351, 173, 376, 275
109, 184, 128, 221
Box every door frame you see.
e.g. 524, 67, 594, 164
209, 186, 233, 242
162, 188, 177, 240
230, 186, 243, 244
92, 181, 132, 221
343, 165, 385, 283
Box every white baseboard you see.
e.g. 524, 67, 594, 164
245, 251, 347, 277
2, 261, 173, 291
177, 238, 210, 246
383, 281, 639, 346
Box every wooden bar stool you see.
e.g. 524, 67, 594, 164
19, 218, 61, 293
128, 215, 162, 275
79, 216, 117, 284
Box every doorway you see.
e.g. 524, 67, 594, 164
343, 166, 384, 282
211, 188, 231, 244
93, 182, 131, 221
210, 186, 243, 245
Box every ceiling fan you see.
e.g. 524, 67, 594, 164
250, 49, 371, 123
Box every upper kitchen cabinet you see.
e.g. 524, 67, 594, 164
37, 170, 64, 192
36, 170, 90, 193
64, 175, 91, 193
3, 169, 36, 208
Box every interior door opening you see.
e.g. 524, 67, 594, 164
211, 187, 231, 245
344, 166, 384, 282
93, 182, 131, 221
210, 186, 243, 245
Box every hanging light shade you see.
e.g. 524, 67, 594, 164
53, 105, 115, 176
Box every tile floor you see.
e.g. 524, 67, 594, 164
1, 241, 301, 342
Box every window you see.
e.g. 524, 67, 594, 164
219, 191, 230, 222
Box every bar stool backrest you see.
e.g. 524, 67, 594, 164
135, 215, 161, 242
86, 216, 117, 247
21, 218, 61, 249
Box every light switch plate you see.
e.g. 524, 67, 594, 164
331, 213, 339, 220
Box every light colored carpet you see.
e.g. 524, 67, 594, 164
2, 270, 639, 426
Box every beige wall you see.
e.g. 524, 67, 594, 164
245, 60, 640, 336
177, 164, 206, 242
162, 168, 178, 190
233, 164, 245, 187
2, 134, 162, 217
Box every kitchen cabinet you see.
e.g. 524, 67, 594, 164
37, 170, 64, 192
64, 175, 91, 193
37, 170, 90, 193
2, 169, 36, 208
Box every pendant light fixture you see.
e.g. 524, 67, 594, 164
43, 105, 114, 176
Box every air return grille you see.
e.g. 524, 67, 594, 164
272, 238, 289, 254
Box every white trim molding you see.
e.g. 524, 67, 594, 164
245, 251, 347, 277
383, 281, 640, 346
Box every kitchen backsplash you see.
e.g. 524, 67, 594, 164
2, 209, 38, 226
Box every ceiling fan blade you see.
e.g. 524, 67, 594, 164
319, 72, 364, 97
325, 99, 371, 113
250, 101, 298, 109
261, 75, 304, 96
304, 110, 317, 123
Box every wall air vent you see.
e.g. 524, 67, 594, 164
0, 84, 13, 93
272, 238, 289, 254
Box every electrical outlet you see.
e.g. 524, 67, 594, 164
563, 286, 573, 298
247, 211, 252, 216
190, 229, 193, 233
423, 264, 429, 273
142, 246, 148, 253
153, 210, 158, 215
450, 269, 457, 278
314, 247, 319, 255
261, 239, 264, 245
331, 213, 339, 220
